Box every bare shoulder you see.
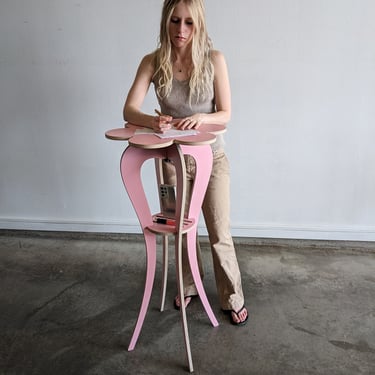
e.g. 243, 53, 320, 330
211, 49, 226, 64
138, 52, 156, 74
211, 49, 228, 76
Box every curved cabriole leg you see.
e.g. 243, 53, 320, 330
128, 230, 157, 350
160, 234, 169, 312
181, 144, 219, 327
120, 143, 217, 372
168, 145, 194, 372
120, 146, 166, 351
186, 229, 218, 327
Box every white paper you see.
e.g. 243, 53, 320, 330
155, 129, 198, 139
135, 128, 154, 134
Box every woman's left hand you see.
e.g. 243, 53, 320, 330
175, 114, 204, 130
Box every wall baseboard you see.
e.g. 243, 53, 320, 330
1, 218, 374, 242
229, 222, 375, 242
1, 228, 374, 253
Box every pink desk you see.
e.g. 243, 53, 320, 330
105, 123, 226, 372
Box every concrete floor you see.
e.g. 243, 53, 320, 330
0, 230, 375, 375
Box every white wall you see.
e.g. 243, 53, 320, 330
1, 0, 374, 241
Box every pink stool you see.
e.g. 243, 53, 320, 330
105, 124, 226, 372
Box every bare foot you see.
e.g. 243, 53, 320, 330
231, 306, 248, 325
174, 295, 193, 310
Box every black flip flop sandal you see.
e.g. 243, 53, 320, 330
223, 305, 249, 326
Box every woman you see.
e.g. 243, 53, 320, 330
123, 0, 248, 326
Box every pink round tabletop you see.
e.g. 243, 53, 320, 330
197, 123, 227, 135
105, 127, 135, 140
105, 122, 225, 149
128, 134, 174, 149
128, 132, 216, 149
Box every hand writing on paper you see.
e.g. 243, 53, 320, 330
154, 109, 173, 133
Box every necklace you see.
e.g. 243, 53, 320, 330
174, 60, 190, 74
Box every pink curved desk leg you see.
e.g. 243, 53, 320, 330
128, 230, 156, 351
120, 146, 166, 351
181, 145, 219, 327
119, 143, 218, 372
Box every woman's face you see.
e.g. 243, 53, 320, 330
168, 2, 194, 49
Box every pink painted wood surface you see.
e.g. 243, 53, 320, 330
120, 146, 173, 351
128, 134, 174, 149
197, 123, 227, 135
128, 131, 215, 149
180, 144, 219, 327
105, 122, 226, 143
121, 143, 218, 353
121, 144, 193, 351
109, 124, 221, 371
105, 127, 135, 140
147, 218, 195, 235
126, 122, 227, 135
174, 132, 216, 146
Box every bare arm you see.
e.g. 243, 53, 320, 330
123, 53, 172, 131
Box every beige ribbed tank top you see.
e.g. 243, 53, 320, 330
154, 78, 224, 151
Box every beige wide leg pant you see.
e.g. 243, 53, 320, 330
162, 150, 245, 312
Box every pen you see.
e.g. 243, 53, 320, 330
155, 109, 173, 119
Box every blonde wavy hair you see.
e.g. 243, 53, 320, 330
153, 0, 214, 104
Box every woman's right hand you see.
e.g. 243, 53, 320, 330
153, 114, 173, 133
